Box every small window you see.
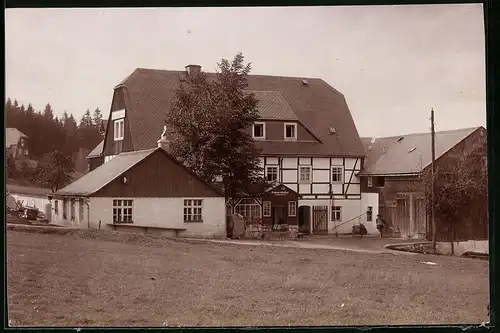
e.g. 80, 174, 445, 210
184, 199, 203, 222
331, 206, 342, 221
331, 167, 343, 183
265, 166, 279, 182
54, 200, 59, 214
252, 122, 265, 139
79, 199, 84, 222
70, 199, 75, 221
263, 201, 271, 217
284, 123, 297, 140
299, 166, 312, 183
114, 119, 124, 141
62, 199, 67, 219
367, 176, 373, 188
288, 201, 297, 217
113, 199, 133, 223
367, 206, 373, 222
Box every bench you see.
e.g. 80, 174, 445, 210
106, 223, 187, 237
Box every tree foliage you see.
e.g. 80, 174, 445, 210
421, 133, 487, 246
166, 53, 274, 203
35, 151, 74, 193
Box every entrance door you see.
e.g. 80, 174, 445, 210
298, 206, 311, 234
312, 205, 328, 234
272, 206, 285, 227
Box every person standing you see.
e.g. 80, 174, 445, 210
376, 214, 387, 238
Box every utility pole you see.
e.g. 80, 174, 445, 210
430, 108, 437, 252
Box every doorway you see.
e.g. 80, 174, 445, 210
298, 206, 311, 234
272, 206, 285, 228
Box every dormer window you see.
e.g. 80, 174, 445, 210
253, 122, 265, 139
114, 119, 124, 141
284, 123, 297, 140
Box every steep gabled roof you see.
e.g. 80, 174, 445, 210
55, 147, 224, 197
56, 149, 157, 196
360, 127, 482, 176
6, 128, 28, 148
87, 140, 104, 159
113, 68, 364, 157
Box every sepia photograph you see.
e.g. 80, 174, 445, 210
5, 4, 489, 327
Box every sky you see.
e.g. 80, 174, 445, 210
5, 4, 485, 137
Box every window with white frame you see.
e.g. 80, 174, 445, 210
284, 123, 297, 140
114, 119, 124, 141
234, 199, 261, 223
252, 122, 265, 139
299, 166, 312, 183
288, 201, 297, 217
367, 206, 373, 222
265, 166, 279, 182
263, 201, 271, 217
113, 199, 133, 223
331, 166, 343, 183
367, 176, 373, 188
184, 199, 203, 222
70, 199, 76, 221
331, 206, 342, 221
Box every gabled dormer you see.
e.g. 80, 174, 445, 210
102, 87, 133, 162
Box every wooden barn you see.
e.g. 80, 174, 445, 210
359, 126, 487, 240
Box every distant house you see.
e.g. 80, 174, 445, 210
87, 140, 104, 172
359, 126, 486, 240
6, 128, 29, 159
87, 120, 107, 172
50, 146, 226, 239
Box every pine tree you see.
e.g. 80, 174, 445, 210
79, 109, 93, 128
43, 103, 54, 120
92, 107, 103, 128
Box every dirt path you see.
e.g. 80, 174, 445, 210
7, 231, 489, 327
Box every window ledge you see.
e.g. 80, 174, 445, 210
184, 220, 203, 223
112, 221, 134, 224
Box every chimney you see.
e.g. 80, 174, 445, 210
157, 125, 170, 152
185, 64, 201, 77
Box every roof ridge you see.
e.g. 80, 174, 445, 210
369, 126, 481, 140
132, 67, 322, 81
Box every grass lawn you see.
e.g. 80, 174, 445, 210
7, 230, 489, 327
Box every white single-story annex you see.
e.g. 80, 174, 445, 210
49, 147, 226, 239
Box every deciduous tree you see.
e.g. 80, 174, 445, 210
421, 134, 487, 254
35, 151, 74, 193
167, 53, 274, 204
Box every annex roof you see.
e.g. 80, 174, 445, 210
55, 148, 157, 196
360, 127, 482, 176
111, 68, 365, 157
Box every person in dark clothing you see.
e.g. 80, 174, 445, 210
376, 214, 387, 238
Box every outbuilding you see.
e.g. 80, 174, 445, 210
49, 146, 226, 239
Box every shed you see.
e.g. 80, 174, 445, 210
49, 147, 226, 239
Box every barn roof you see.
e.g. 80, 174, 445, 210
111, 68, 365, 157
360, 127, 483, 176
